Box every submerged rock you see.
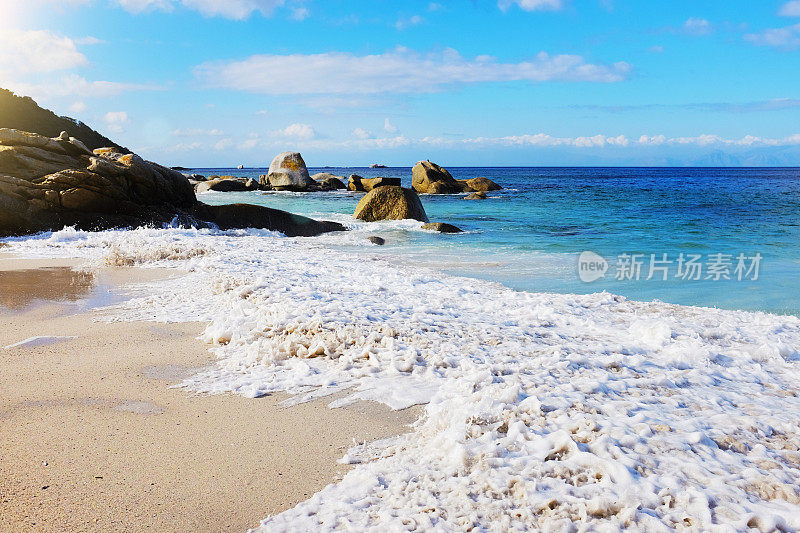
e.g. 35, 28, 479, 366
412, 161, 462, 194
0, 129, 345, 238
368, 236, 386, 245
353, 186, 428, 222
464, 191, 487, 200
260, 152, 315, 191
422, 222, 463, 233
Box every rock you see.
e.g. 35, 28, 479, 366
195, 177, 258, 193
422, 222, 463, 233
465, 176, 502, 192
0, 128, 345, 238
348, 175, 401, 192
193, 203, 345, 237
368, 236, 385, 245
260, 152, 314, 191
370, 163, 387, 168
353, 186, 428, 222
189, 174, 206, 181
464, 191, 487, 200
412, 160, 461, 194
311, 172, 347, 190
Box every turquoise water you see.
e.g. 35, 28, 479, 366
193, 167, 800, 316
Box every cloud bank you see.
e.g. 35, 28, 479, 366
195, 48, 631, 95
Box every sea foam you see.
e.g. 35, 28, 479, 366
5, 226, 800, 531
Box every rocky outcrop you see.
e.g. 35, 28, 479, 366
464, 191, 487, 200
348, 175, 401, 192
260, 152, 315, 191
368, 236, 385, 245
195, 176, 259, 193
311, 173, 347, 190
412, 161, 462, 194
0, 89, 129, 153
462, 177, 502, 192
422, 222, 463, 233
353, 186, 428, 222
0, 129, 345, 238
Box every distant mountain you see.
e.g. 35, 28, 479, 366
0, 88, 129, 153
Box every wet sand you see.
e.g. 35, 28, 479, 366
0, 256, 420, 532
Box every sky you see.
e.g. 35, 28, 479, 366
1, 0, 800, 167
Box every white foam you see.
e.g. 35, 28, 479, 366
4, 336, 78, 349
4, 226, 800, 531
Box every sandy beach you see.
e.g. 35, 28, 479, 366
0, 256, 420, 532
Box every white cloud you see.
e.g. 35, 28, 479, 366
7, 74, 160, 101
352, 128, 373, 139
427, 3, 444, 11
0, 30, 87, 77
75, 36, 105, 45
779, 1, 800, 16
744, 23, 800, 50
682, 17, 713, 36
69, 101, 87, 114
395, 15, 424, 30
172, 128, 224, 136
103, 111, 129, 132
648, 45, 664, 53
213, 137, 234, 150
498, 0, 564, 12
274, 123, 316, 140
291, 6, 309, 20
116, 0, 173, 12
384, 118, 398, 134
195, 48, 631, 95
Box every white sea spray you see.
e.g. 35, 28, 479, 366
5, 226, 800, 531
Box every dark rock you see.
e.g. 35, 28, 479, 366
368, 236, 385, 245
195, 177, 258, 193
193, 203, 346, 237
422, 222, 463, 233
353, 186, 428, 222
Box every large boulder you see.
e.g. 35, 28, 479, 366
412, 161, 462, 194
464, 191, 487, 200
0, 129, 345, 238
260, 152, 314, 191
353, 186, 428, 222
311, 172, 346, 190
348, 175, 401, 192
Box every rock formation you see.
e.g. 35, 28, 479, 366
412, 161, 462, 194
260, 152, 315, 191
352, 186, 428, 222
0, 129, 344, 238
464, 191, 487, 200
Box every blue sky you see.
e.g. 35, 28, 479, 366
2, 0, 800, 166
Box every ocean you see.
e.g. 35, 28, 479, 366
5, 166, 800, 529
195, 166, 800, 317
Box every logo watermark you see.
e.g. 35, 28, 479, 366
578, 252, 762, 282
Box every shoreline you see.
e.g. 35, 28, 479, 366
0, 255, 421, 532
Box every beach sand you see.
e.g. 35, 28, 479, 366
0, 256, 421, 532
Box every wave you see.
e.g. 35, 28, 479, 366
5, 226, 800, 531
